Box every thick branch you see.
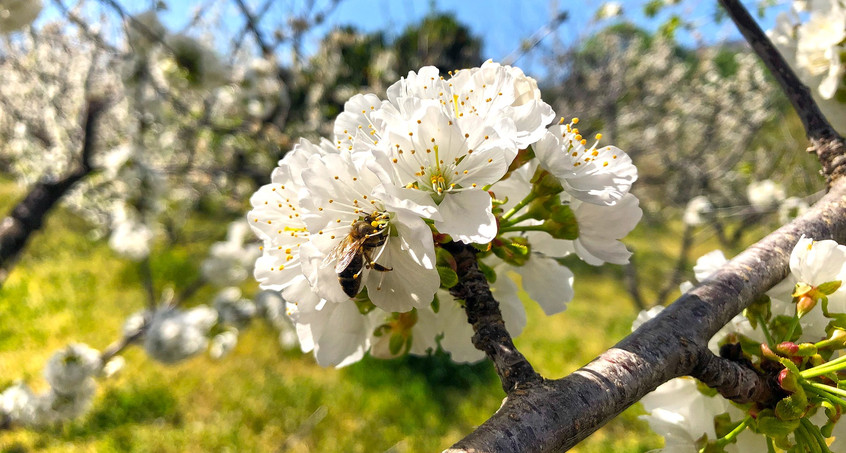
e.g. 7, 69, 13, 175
449, 178, 846, 452
0, 98, 107, 283
718, 0, 846, 181
691, 346, 780, 405
443, 241, 542, 392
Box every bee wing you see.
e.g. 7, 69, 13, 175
334, 237, 365, 274
321, 236, 349, 269
320, 235, 358, 272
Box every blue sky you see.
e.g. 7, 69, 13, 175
43, 0, 787, 78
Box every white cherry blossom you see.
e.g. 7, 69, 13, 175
534, 119, 637, 206
143, 305, 218, 364
298, 149, 440, 312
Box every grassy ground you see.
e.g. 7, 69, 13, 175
0, 175, 749, 452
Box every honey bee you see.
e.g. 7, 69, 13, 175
323, 213, 392, 298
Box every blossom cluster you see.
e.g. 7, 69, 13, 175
248, 61, 641, 367
0, 344, 111, 427
638, 237, 846, 452
769, 0, 846, 133
683, 179, 811, 227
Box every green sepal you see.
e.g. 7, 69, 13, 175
818, 280, 842, 296
544, 205, 579, 240
477, 259, 497, 283
389, 333, 406, 355
775, 389, 808, 421
713, 413, 735, 438
491, 236, 531, 266
437, 266, 459, 289
430, 294, 440, 314
471, 242, 492, 253
353, 288, 377, 315
756, 408, 800, 441
373, 323, 391, 337
745, 294, 772, 329
436, 247, 456, 268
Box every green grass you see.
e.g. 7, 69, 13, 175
0, 178, 689, 452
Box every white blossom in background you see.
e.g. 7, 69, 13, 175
0, 382, 42, 426
213, 287, 257, 328
596, 1, 623, 19
201, 221, 261, 286
101, 356, 126, 379
209, 329, 239, 360
746, 179, 786, 212
0, 0, 42, 33
768, 0, 846, 132
778, 196, 810, 224
43, 343, 102, 395
682, 196, 713, 226
143, 305, 218, 364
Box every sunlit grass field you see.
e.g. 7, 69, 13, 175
0, 176, 758, 452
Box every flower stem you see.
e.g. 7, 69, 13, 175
808, 382, 846, 400
783, 313, 800, 343
798, 418, 823, 453
500, 212, 536, 229
805, 384, 846, 408
707, 416, 751, 450
802, 417, 833, 453
498, 225, 548, 234
500, 192, 538, 221
801, 354, 846, 378
756, 311, 774, 348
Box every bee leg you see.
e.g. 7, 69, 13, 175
370, 263, 392, 272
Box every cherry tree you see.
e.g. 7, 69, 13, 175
3, 0, 846, 451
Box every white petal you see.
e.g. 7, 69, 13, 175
693, 250, 728, 282
364, 235, 439, 312
310, 302, 371, 368
435, 190, 497, 244
512, 256, 574, 315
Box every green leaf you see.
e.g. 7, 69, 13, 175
430, 294, 440, 314
437, 266, 459, 289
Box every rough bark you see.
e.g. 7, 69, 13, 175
447, 179, 846, 452
443, 241, 542, 392
449, 2, 846, 449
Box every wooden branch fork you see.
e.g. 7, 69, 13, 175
447, 1, 846, 451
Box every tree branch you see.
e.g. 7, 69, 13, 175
718, 0, 846, 181
449, 177, 846, 452
0, 98, 108, 285
442, 241, 542, 393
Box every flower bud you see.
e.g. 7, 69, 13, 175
797, 295, 817, 317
